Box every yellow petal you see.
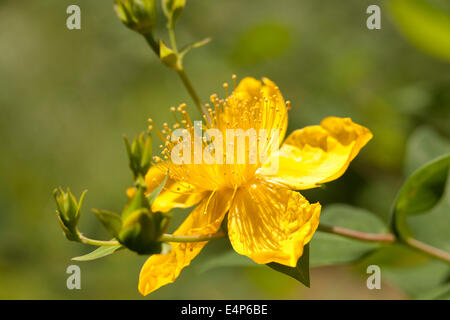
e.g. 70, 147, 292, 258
222, 77, 288, 142
144, 164, 207, 213
227, 181, 321, 267
138, 189, 234, 295
259, 117, 372, 190
234, 76, 265, 99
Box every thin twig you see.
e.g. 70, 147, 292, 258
403, 237, 450, 264
318, 223, 396, 243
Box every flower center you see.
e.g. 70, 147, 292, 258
148, 76, 289, 190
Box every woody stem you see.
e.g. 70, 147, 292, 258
317, 224, 450, 264
403, 237, 450, 264
317, 223, 396, 243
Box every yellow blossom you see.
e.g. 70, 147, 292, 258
138, 76, 372, 295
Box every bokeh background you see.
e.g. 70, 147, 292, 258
0, 0, 449, 299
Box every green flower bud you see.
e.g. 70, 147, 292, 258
117, 180, 170, 254
122, 185, 150, 219
162, 0, 186, 27
124, 132, 152, 180
53, 188, 86, 241
114, 0, 158, 35
159, 40, 181, 70
118, 208, 169, 255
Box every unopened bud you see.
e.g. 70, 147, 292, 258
124, 132, 152, 180
159, 40, 181, 70
53, 188, 86, 241
114, 0, 157, 35
162, 0, 186, 27
118, 208, 169, 254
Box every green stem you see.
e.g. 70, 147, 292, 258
168, 24, 178, 53
176, 69, 211, 124
79, 234, 120, 247
159, 231, 226, 243
79, 232, 226, 247
144, 33, 159, 55
318, 223, 396, 243
143, 27, 211, 125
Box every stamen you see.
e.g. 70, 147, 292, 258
286, 101, 292, 111
223, 83, 229, 97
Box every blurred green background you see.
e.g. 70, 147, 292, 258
0, 0, 449, 299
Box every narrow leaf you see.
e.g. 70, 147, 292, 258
147, 173, 168, 205
72, 245, 123, 261
180, 37, 212, 58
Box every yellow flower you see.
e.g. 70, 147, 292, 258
138, 76, 372, 295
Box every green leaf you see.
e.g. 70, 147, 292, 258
403, 170, 450, 252
267, 244, 310, 287
389, 0, 450, 62
72, 245, 123, 261
392, 154, 450, 240
93, 209, 122, 238
198, 250, 256, 274
400, 129, 450, 251
417, 281, 450, 300
358, 244, 450, 298
147, 172, 168, 205
179, 37, 211, 58
310, 204, 388, 267
404, 126, 450, 176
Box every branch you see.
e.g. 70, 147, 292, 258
317, 223, 396, 243
403, 237, 450, 264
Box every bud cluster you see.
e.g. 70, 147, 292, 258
113, 0, 208, 73
54, 131, 171, 258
